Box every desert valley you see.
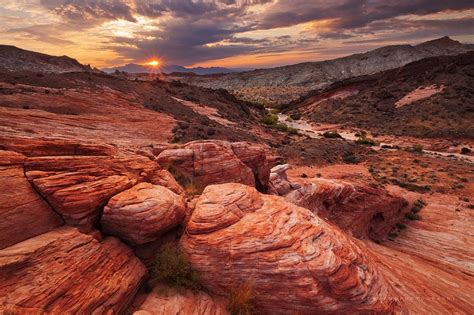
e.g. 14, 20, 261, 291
0, 1, 473, 314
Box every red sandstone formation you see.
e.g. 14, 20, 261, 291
157, 140, 270, 190
102, 183, 186, 245
0, 150, 63, 249
269, 164, 409, 239
134, 285, 229, 315
181, 183, 402, 314
0, 227, 146, 313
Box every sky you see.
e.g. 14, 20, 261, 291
0, 0, 473, 69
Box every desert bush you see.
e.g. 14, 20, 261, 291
227, 281, 255, 315
261, 114, 278, 126
405, 212, 421, 221
322, 131, 342, 139
343, 153, 360, 164
461, 147, 471, 154
150, 243, 201, 290
355, 136, 376, 146
289, 113, 301, 120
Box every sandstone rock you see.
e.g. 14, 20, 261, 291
23, 154, 165, 228
269, 165, 408, 239
181, 183, 401, 314
0, 151, 63, 249
134, 285, 229, 315
157, 140, 265, 190
0, 227, 146, 313
231, 142, 270, 190
268, 164, 292, 195
102, 183, 186, 245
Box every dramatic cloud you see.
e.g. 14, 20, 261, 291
0, 0, 473, 67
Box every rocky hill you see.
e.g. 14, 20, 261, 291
173, 37, 474, 105
284, 51, 474, 138
0, 45, 96, 73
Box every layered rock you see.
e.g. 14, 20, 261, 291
157, 140, 270, 191
181, 183, 401, 314
269, 165, 409, 239
102, 183, 186, 245
23, 154, 170, 229
0, 227, 146, 313
0, 150, 63, 249
134, 285, 229, 315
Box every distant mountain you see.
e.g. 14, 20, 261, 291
0, 45, 96, 73
102, 63, 247, 75
284, 51, 474, 138
174, 36, 474, 105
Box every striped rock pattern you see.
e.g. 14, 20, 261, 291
181, 183, 402, 314
0, 227, 146, 313
102, 182, 186, 245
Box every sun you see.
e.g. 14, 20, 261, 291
145, 59, 160, 67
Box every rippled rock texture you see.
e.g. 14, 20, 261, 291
24, 154, 175, 230
181, 183, 401, 314
134, 285, 229, 315
0, 227, 146, 313
0, 150, 63, 249
102, 183, 186, 245
157, 140, 270, 191
269, 165, 409, 239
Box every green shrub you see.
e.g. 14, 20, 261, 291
150, 244, 201, 290
228, 281, 255, 315
261, 114, 278, 126
289, 113, 301, 120
396, 223, 406, 230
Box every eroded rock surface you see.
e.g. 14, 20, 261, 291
134, 285, 229, 315
0, 150, 63, 249
181, 183, 401, 314
0, 227, 146, 313
23, 154, 163, 229
270, 165, 408, 239
102, 183, 186, 245
157, 140, 270, 190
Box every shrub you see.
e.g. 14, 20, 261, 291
150, 243, 201, 290
261, 114, 278, 126
227, 281, 255, 315
343, 153, 360, 164
396, 223, 406, 230
461, 147, 471, 155
289, 113, 301, 120
355, 136, 376, 146
405, 212, 421, 221
322, 131, 342, 139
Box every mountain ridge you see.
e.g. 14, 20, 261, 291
172, 36, 474, 105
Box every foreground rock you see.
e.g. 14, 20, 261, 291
0, 227, 146, 313
157, 140, 270, 191
134, 285, 229, 315
24, 154, 175, 230
269, 165, 408, 239
102, 183, 186, 245
0, 150, 63, 249
181, 183, 401, 314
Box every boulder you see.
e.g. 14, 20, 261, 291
134, 285, 229, 315
269, 165, 409, 239
0, 151, 63, 249
157, 140, 269, 191
181, 183, 402, 314
231, 142, 270, 190
0, 227, 146, 313
102, 183, 186, 245
23, 154, 169, 229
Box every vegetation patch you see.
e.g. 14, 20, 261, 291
355, 135, 377, 146
227, 281, 255, 315
322, 131, 343, 139
150, 243, 201, 290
